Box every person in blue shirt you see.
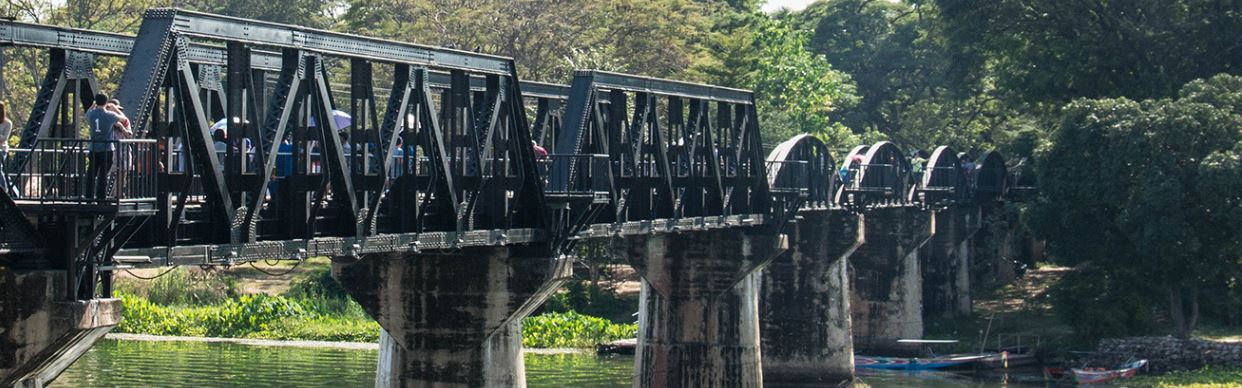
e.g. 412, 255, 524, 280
85, 93, 130, 199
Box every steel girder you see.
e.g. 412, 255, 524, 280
549, 70, 770, 237
109, 9, 546, 259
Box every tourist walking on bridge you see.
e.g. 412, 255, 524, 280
86, 93, 130, 200
0, 102, 11, 196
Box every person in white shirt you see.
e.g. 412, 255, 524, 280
0, 101, 12, 195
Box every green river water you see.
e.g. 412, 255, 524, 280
52, 339, 1053, 387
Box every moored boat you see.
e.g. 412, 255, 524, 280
855, 354, 991, 370
1071, 359, 1148, 384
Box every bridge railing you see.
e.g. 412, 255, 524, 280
9, 138, 158, 204
917, 165, 964, 206
842, 163, 901, 194
544, 153, 611, 203
974, 167, 1007, 198
922, 166, 962, 192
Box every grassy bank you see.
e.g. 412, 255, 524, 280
113, 263, 636, 348
1129, 366, 1242, 387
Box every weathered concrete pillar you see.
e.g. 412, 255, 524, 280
971, 207, 1019, 292
614, 228, 786, 388
922, 206, 980, 319
0, 270, 121, 388
850, 207, 933, 352
759, 211, 863, 385
332, 247, 570, 387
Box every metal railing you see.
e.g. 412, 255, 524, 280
768, 160, 831, 210
974, 168, 1007, 194
543, 153, 611, 198
922, 166, 962, 192
9, 138, 158, 203
843, 163, 900, 194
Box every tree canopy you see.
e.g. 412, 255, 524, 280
1031, 74, 1242, 337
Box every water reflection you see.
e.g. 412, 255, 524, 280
55, 339, 1051, 387
54, 339, 633, 388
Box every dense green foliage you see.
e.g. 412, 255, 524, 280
543, 280, 637, 324
938, 0, 1242, 105
521, 311, 638, 348
118, 293, 321, 338
1032, 75, 1242, 338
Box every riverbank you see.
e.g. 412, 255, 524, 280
113, 260, 636, 348
1129, 366, 1242, 387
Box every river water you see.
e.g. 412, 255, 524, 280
53, 339, 1052, 387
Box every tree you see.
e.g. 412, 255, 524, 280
691, 11, 861, 150
937, 0, 1242, 105
179, 0, 342, 28
793, 0, 1024, 154
342, 0, 708, 82
1031, 74, 1242, 338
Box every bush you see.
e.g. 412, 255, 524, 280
543, 281, 637, 324
522, 311, 637, 348
285, 266, 370, 320
117, 293, 308, 338
123, 267, 239, 307
1050, 267, 1155, 341
248, 316, 381, 343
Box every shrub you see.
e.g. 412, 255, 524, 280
543, 281, 638, 324
248, 316, 381, 343
285, 266, 370, 320
117, 293, 308, 338
145, 268, 239, 306
1050, 266, 1154, 341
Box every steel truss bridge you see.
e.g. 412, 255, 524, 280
0, 10, 1033, 301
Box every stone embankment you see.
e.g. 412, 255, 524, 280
1099, 336, 1242, 372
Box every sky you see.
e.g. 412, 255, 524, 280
761, 0, 818, 12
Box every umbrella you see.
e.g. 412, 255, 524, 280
210, 118, 251, 134
308, 109, 352, 130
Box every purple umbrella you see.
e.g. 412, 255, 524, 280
308, 109, 352, 130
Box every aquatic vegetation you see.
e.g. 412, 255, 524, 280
118, 292, 631, 348
118, 293, 308, 338
522, 311, 638, 348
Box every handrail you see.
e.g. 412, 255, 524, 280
8, 138, 159, 204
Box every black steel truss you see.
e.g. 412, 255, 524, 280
548, 70, 771, 242
106, 8, 547, 260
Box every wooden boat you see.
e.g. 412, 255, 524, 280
1071, 359, 1148, 384
854, 354, 991, 370
595, 338, 636, 355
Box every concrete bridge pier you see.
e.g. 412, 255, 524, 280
849, 208, 933, 353
922, 206, 980, 320
614, 228, 786, 388
758, 211, 864, 385
332, 247, 571, 388
971, 208, 1026, 292
0, 270, 121, 388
